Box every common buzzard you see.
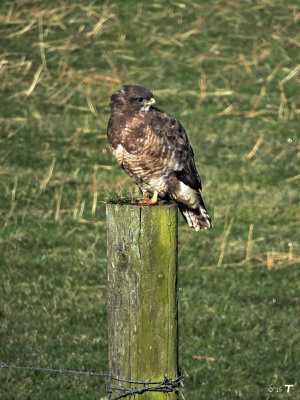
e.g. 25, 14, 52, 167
107, 85, 212, 231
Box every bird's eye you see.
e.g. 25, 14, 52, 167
137, 97, 143, 102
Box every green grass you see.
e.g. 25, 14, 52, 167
0, 0, 299, 398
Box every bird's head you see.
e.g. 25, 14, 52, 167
110, 85, 156, 113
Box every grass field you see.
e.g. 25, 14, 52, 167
0, 0, 299, 399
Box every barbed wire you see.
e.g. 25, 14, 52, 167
1, 362, 183, 399
0, 362, 109, 377
107, 375, 183, 399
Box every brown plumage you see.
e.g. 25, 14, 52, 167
107, 85, 212, 231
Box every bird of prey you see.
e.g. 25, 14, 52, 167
107, 84, 212, 231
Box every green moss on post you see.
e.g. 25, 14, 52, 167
106, 204, 179, 399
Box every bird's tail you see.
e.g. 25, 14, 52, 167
179, 194, 213, 231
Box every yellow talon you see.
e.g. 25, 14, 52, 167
139, 190, 159, 205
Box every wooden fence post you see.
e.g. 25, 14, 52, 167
106, 203, 179, 399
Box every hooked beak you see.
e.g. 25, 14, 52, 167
144, 97, 156, 107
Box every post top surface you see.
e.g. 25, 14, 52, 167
106, 202, 178, 209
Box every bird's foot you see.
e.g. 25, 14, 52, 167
139, 190, 159, 205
